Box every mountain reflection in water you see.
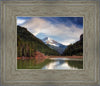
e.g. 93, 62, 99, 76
42, 58, 83, 70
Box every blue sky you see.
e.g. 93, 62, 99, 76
17, 17, 83, 45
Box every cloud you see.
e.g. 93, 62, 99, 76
17, 19, 26, 25
21, 17, 83, 45
60, 39, 76, 45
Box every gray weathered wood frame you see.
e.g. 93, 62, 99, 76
0, 1, 100, 86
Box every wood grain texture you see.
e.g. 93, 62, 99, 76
0, 1, 100, 86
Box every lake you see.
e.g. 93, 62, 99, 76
17, 57, 83, 69
42, 58, 83, 70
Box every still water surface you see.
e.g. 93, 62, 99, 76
42, 58, 83, 70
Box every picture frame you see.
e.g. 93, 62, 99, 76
0, 0, 100, 86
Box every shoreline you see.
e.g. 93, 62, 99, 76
17, 56, 83, 60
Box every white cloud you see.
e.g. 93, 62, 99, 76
60, 39, 76, 45
21, 17, 83, 45
17, 19, 26, 25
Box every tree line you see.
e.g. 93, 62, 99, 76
17, 26, 60, 57
62, 34, 83, 56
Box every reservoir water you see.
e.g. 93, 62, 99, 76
42, 58, 83, 70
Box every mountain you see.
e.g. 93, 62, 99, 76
17, 26, 60, 57
42, 37, 60, 47
42, 37, 67, 54
62, 34, 83, 56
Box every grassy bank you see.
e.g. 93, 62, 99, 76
67, 60, 83, 69
17, 59, 52, 69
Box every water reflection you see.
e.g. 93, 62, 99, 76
42, 58, 83, 70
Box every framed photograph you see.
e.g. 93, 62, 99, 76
0, 1, 100, 86
17, 17, 83, 70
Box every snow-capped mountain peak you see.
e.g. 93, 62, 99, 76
44, 37, 52, 42
42, 37, 59, 47
42, 37, 67, 54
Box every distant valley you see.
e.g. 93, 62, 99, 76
42, 37, 67, 54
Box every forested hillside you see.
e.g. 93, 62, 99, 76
17, 26, 60, 57
62, 34, 83, 56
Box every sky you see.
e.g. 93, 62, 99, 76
17, 17, 83, 45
